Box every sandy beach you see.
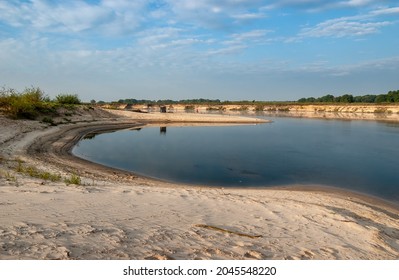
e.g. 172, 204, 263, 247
1, 109, 398, 260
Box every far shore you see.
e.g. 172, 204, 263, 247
107, 103, 399, 123
1, 108, 398, 260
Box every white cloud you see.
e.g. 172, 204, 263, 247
296, 5, 399, 39
339, 0, 374, 7
0, 0, 146, 35
263, 0, 397, 12
200, 29, 273, 58
263, 0, 339, 10
295, 4, 399, 39
328, 56, 399, 76
164, 0, 267, 28
206, 45, 247, 56
226, 29, 272, 45
232, 12, 266, 20
300, 19, 391, 37
371, 6, 399, 15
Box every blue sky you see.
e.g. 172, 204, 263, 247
1, 0, 398, 101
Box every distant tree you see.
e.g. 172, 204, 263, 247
336, 94, 354, 103
297, 90, 398, 104
392, 90, 399, 102
90, 99, 96, 104
386, 90, 399, 103
297, 97, 316, 103
354, 96, 363, 103
375, 94, 387, 103
318, 94, 335, 102
361, 95, 376, 103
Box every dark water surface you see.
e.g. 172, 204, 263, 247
72, 116, 399, 203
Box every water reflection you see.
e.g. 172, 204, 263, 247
83, 133, 97, 140
73, 117, 399, 203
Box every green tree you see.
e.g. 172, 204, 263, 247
386, 90, 399, 103
318, 94, 335, 102
361, 95, 376, 103
375, 94, 387, 103
336, 94, 354, 103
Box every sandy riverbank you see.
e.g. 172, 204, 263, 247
111, 103, 399, 123
0, 110, 398, 260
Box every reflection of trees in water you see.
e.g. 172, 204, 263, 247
160, 127, 167, 135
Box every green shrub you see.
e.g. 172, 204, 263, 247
0, 88, 14, 107
39, 171, 61, 182
16, 159, 24, 172
55, 94, 81, 105
9, 98, 37, 119
0, 87, 56, 119
14, 161, 61, 182
64, 174, 81, 185
3, 171, 16, 182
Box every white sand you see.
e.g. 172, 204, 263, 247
0, 109, 398, 260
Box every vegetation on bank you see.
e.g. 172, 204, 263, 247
0, 157, 82, 185
0, 87, 81, 119
297, 90, 399, 104
115, 90, 399, 106
2, 86, 399, 119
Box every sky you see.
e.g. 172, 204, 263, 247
0, 0, 398, 102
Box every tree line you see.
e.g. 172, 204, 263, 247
298, 90, 399, 104
117, 90, 399, 105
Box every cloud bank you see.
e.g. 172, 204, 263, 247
0, 0, 398, 100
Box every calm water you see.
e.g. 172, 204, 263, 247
72, 116, 399, 203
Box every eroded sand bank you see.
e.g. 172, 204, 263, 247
0, 110, 398, 260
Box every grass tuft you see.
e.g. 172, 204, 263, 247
13, 160, 61, 182
64, 173, 81, 185
0, 170, 16, 182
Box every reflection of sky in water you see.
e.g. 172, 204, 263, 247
73, 117, 399, 203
